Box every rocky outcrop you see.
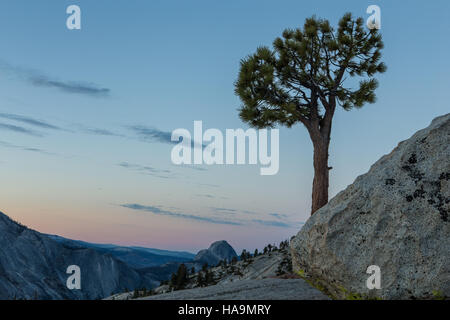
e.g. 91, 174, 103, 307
291, 114, 450, 299
0, 211, 158, 299
194, 240, 238, 266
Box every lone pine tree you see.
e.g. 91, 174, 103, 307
235, 13, 386, 214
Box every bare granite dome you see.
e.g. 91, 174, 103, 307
194, 240, 238, 266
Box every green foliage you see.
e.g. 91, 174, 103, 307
235, 13, 386, 129
432, 290, 445, 300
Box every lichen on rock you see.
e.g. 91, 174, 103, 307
291, 113, 450, 300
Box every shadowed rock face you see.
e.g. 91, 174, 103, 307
0, 212, 157, 299
194, 240, 238, 266
291, 113, 450, 300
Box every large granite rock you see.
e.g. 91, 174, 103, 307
194, 240, 238, 266
291, 114, 450, 299
0, 211, 158, 299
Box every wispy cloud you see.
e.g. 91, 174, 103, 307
72, 123, 123, 137
195, 194, 229, 200
251, 219, 293, 228
195, 182, 220, 188
0, 122, 43, 137
211, 207, 238, 214
127, 125, 206, 149
0, 113, 61, 130
84, 128, 122, 136
196, 194, 216, 199
120, 203, 242, 226
127, 126, 175, 144
254, 213, 303, 228
118, 162, 173, 179
0, 60, 110, 97
0, 140, 54, 155
173, 164, 208, 172
120, 202, 302, 228
30, 77, 110, 97
269, 213, 289, 220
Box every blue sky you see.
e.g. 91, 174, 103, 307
0, 0, 449, 252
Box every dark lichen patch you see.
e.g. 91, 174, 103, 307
401, 164, 424, 183
404, 178, 448, 221
385, 178, 396, 185
413, 186, 426, 199
408, 154, 417, 164
423, 178, 449, 222
439, 172, 450, 181
439, 209, 448, 222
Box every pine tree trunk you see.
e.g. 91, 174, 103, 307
311, 138, 330, 215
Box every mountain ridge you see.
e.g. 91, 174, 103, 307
46, 234, 195, 268
0, 210, 158, 299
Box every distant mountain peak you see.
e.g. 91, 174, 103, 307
194, 240, 237, 266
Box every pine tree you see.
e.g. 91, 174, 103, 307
235, 13, 386, 214
197, 272, 205, 287
170, 272, 177, 289
254, 248, 259, 257
205, 270, 215, 285
241, 249, 248, 261
175, 263, 188, 290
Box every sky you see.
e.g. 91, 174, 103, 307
0, 0, 449, 253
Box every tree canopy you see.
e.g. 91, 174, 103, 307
235, 13, 386, 131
